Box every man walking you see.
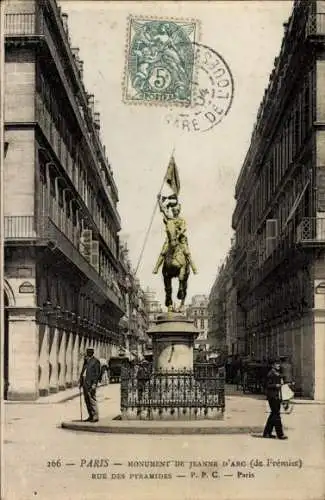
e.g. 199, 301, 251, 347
263, 357, 288, 440
79, 348, 101, 422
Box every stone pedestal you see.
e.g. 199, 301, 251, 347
149, 313, 198, 372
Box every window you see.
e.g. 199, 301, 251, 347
200, 318, 204, 329
266, 219, 278, 257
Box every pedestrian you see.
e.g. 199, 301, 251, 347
263, 357, 288, 440
79, 348, 101, 422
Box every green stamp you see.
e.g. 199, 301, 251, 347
123, 17, 199, 106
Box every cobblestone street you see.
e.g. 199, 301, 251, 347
3, 385, 325, 500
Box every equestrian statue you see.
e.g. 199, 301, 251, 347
153, 155, 197, 312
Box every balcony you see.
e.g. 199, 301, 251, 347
306, 13, 325, 37
4, 215, 125, 312
4, 215, 37, 240
5, 13, 36, 35
297, 217, 325, 247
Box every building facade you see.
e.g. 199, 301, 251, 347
118, 243, 149, 359
3, 0, 126, 400
232, 0, 325, 399
144, 287, 163, 329
208, 249, 245, 356
143, 288, 163, 354
187, 295, 209, 349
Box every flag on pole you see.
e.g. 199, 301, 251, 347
164, 155, 180, 195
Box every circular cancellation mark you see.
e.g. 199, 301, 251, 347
165, 42, 234, 133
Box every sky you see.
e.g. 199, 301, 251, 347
60, 0, 293, 305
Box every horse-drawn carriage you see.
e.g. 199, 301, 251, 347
108, 356, 132, 383
241, 361, 269, 394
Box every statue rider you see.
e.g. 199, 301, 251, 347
153, 194, 197, 275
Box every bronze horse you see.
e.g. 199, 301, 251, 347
161, 219, 190, 312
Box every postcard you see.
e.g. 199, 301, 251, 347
1, 1, 325, 500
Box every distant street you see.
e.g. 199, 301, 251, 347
3, 385, 325, 500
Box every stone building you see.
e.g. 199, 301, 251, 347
118, 244, 149, 358
208, 247, 245, 356
232, 0, 325, 399
144, 287, 163, 329
3, 0, 125, 400
187, 295, 209, 349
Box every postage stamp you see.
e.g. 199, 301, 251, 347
123, 16, 200, 106
165, 43, 234, 133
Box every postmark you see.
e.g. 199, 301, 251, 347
123, 16, 200, 106
165, 43, 234, 132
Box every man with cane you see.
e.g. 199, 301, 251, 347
79, 348, 101, 422
263, 357, 288, 440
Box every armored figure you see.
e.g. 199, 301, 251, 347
153, 195, 197, 275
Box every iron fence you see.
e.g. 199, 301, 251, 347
120, 365, 225, 420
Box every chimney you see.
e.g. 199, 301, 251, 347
94, 112, 100, 130
78, 60, 84, 79
61, 13, 69, 33
71, 47, 80, 62
88, 94, 95, 114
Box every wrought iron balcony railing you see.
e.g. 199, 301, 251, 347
5, 13, 36, 35
297, 217, 325, 244
306, 13, 325, 37
4, 215, 37, 239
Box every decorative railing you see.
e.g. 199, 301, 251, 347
297, 217, 325, 243
4, 215, 36, 239
120, 365, 225, 420
4, 13, 36, 35
306, 13, 325, 37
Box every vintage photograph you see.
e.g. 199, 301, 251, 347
1, 1, 325, 499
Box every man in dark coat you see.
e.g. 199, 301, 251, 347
263, 357, 288, 440
79, 348, 101, 422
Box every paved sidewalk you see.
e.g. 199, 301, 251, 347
5, 382, 325, 406
4, 382, 113, 405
